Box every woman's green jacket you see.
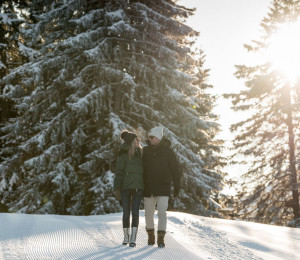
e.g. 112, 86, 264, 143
114, 143, 144, 191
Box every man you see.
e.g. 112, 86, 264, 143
143, 126, 180, 248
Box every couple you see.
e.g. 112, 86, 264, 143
113, 126, 180, 248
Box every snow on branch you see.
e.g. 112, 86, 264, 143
67, 87, 106, 116
0, 61, 6, 70
69, 9, 104, 29
0, 178, 8, 192
18, 43, 40, 61
108, 20, 137, 36
105, 9, 126, 23
109, 112, 127, 139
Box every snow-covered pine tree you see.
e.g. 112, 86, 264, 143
0, 1, 32, 211
0, 0, 224, 216
225, 0, 300, 225
0, 1, 30, 123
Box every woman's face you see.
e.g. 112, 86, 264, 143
133, 137, 140, 148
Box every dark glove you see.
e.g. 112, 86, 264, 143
174, 187, 180, 197
115, 189, 121, 201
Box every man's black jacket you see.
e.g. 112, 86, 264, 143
143, 138, 180, 197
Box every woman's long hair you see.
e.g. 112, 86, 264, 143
128, 138, 143, 160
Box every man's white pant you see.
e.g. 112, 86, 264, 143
144, 196, 169, 232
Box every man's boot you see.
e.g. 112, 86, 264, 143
146, 229, 155, 245
122, 228, 130, 245
129, 227, 138, 247
157, 230, 166, 248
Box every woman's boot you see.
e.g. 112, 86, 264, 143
146, 229, 155, 245
129, 227, 138, 247
122, 228, 130, 245
157, 230, 166, 248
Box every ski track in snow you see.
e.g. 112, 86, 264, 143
0, 211, 297, 259
167, 214, 262, 260
0, 213, 202, 260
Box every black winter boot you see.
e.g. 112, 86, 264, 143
157, 230, 166, 248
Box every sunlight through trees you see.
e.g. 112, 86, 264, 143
225, 0, 300, 225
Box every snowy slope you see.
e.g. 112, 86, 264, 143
0, 211, 299, 260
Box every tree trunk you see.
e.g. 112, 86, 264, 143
286, 84, 300, 219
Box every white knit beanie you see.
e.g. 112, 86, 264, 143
148, 126, 164, 140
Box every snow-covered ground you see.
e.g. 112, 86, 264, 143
0, 211, 299, 260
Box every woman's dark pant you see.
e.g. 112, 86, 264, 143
121, 189, 143, 228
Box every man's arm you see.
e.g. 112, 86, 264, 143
168, 149, 181, 196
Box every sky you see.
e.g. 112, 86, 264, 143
178, 0, 272, 140
0, 211, 299, 259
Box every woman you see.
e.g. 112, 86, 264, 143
114, 130, 143, 247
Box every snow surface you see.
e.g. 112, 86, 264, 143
0, 211, 299, 260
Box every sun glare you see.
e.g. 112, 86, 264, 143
265, 21, 300, 82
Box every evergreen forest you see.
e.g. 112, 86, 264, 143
0, 0, 224, 217
0, 0, 299, 227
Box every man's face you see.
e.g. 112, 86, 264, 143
148, 135, 160, 145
